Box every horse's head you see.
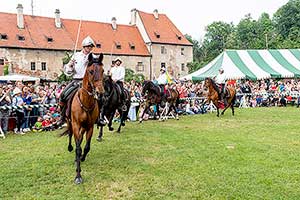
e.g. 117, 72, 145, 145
204, 77, 212, 88
141, 80, 152, 96
84, 53, 104, 98
103, 75, 113, 97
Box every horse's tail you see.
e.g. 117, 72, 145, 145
231, 92, 237, 106
175, 90, 180, 107
59, 129, 69, 137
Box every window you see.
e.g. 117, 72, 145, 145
47, 37, 53, 42
154, 31, 160, 38
136, 62, 144, 72
41, 62, 47, 71
181, 63, 185, 71
17, 35, 25, 41
31, 62, 36, 70
96, 43, 101, 48
181, 48, 184, 55
161, 46, 167, 54
0, 59, 4, 65
129, 42, 135, 50
0, 34, 8, 40
176, 34, 182, 40
161, 63, 166, 69
115, 41, 121, 49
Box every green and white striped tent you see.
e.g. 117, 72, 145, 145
181, 49, 300, 81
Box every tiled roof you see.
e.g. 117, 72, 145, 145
0, 12, 150, 56
137, 10, 192, 46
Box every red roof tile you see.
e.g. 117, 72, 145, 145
0, 12, 150, 56
138, 10, 192, 46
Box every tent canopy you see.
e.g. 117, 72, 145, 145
0, 74, 39, 81
181, 49, 300, 81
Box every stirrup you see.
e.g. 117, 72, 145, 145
121, 104, 127, 111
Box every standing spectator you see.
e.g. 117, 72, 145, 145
21, 86, 32, 132
12, 87, 25, 135
0, 86, 12, 134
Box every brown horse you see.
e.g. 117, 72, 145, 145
140, 81, 179, 122
204, 77, 236, 117
62, 53, 104, 184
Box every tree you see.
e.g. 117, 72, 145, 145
125, 68, 145, 83
273, 0, 300, 39
57, 51, 73, 83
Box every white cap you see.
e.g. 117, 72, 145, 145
82, 36, 95, 47
12, 87, 22, 96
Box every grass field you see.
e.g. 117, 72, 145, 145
1, 107, 300, 199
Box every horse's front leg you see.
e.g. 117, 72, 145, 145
97, 125, 104, 142
81, 127, 93, 162
108, 111, 115, 131
74, 128, 83, 184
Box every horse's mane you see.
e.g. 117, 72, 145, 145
207, 78, 220, 93
143, 80, 160, 96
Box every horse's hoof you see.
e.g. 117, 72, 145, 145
117, 130, 120, 133
121, 122, 125, 126
68, 145, 73, 152
80, 156, 86, 162
221, 112, 224, 115
97, 137, 103, 142
109, 127, 114, 131
74, 177, 83, 184
139, 120, 143, 123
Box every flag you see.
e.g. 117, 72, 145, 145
166, 71, 173, 84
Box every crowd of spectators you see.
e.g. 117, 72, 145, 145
1, 78, 300, 136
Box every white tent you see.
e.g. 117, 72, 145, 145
181, 49, 300, 81
0, 74, 40, 81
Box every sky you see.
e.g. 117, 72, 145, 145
0, 0, 289, 40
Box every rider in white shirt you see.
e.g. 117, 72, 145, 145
215, 68, 227, 105
58, 36, 106, 126
110, 57, 127, 110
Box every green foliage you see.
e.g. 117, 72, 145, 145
57, 51, 73, 83
3, 64, 9, 75
125, 68, 145, 83
1, 108, 300, 199
189, 0, 300, 73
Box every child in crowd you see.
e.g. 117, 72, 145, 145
33, 116, 43, 132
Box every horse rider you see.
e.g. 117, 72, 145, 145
110, 57, 127, 110
215, 68, 227, 105
156, 66, 168, 97
57, 36, 106, 127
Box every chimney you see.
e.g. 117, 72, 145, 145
55, 9, 61, 28
16, 4, 24, 29
111, 17, 117, 30
130, 8, 137, 25
153, 9, 159, 19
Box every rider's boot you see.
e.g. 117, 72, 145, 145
56, 101, 67, 128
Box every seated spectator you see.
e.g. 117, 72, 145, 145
42, 114, 53, 131
33, 117, 43, 132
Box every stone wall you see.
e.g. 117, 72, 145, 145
0, 48, 152, 79
0, 48, 65, 79
150, 44, 193, 79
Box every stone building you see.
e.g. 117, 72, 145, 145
130, 9, 193, 79
0, 4, 192, 80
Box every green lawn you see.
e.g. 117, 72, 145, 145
1, 107, 300, 199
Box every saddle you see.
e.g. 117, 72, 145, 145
65, 88, 79, 119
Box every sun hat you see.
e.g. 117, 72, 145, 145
12, 87, 22, 96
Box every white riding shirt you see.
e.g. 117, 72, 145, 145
64, 51, 94, 79
111, 66, 125, 82
215, 73, 226, 84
